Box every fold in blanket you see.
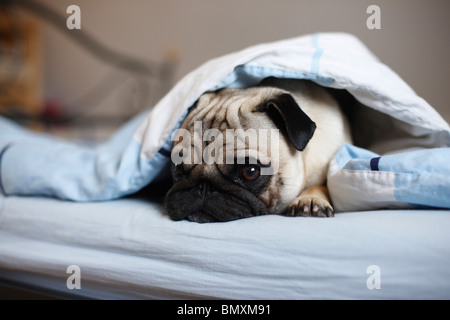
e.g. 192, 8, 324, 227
328, 144, 450, 211
0, 33, 449, 211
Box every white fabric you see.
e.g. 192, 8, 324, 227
1, 194, 449, 299
135, 32, 449, 161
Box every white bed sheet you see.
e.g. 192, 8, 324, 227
0, 192, 449, 299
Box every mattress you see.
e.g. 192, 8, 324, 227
1, 191, 449, 299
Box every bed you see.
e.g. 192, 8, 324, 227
1, 33, 449, 299
1, 192, 449, 299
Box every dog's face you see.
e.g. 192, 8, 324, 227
164, 86, 317, 223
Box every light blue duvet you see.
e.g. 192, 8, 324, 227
1, 33, 449, 211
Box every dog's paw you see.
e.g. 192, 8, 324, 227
287, 196, 334, 218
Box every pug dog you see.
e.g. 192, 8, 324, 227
164, 78, 352, 223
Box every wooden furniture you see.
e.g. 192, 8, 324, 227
0, 9, 43, 129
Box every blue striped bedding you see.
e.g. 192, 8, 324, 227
0, 33, 449, 211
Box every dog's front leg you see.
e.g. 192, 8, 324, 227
286, 185, 334, 217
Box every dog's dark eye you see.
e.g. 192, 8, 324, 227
240, 165, 261, 182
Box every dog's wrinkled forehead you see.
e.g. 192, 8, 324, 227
173, 84, 317, 170
183, 87, 285, 131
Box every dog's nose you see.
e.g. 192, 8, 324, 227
197, 181, 211, 199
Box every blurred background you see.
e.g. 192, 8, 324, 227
1, 0, 449, 142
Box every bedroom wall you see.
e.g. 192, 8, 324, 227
29, 0, 450, 123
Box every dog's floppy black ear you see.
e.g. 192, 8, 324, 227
257, 93, 316, 151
